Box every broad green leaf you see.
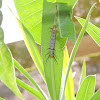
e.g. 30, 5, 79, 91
76, 76, 95, 100
14, 59, 48, 100
63, 47, 74, 100
16, 78, 45, 100
15, 17, 45, 80
47, 0, 78, 7
0, 97, 5, 100
80, 61, 86, 86
75, 16, 100, 46
57, 3, 75, 43
14, 0, 43, 44
42, 0, 67, 100
90, 89, 100, 100
0, 41, 23, 100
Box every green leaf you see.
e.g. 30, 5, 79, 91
75, 16, 100, 46
14, 0, 43, 44
63, 47, 74, 100
15, 17, 45, 80
0, 97, 5, 100
16, 78, 45, 100
76, 76, 95, 100
0, 41, 23, 100
42, 0, 67, 100
47, 0, 78, 7
90, 89, 100, 100
14, 59, 48, 100
57, 3, 75, 43
60, 3, 96, 100
80, 61, 86, 86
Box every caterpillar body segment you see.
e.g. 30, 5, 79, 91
49, 25, 57, 57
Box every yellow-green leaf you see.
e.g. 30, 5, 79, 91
75, 16, 100, 46
63, 47, 74, 100
0, 41, 24, 99
76, 76, 95, 100
90, 89, 100, 100
80, 61, 86, 86
14, 0, 43, 44
0, 97, 5, 100
16, 17, 45, 80
16, 78, 45, 100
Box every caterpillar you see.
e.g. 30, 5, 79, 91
49, 25, 57, 57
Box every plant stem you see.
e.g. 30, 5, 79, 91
60, 3, 96, 100
51, 58, 57, 100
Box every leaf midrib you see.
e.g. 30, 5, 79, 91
84, 77, 92, 100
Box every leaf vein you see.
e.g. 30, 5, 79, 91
30, 20, 42, 31
17, 0, 36, 10
23, 9, 42, 23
